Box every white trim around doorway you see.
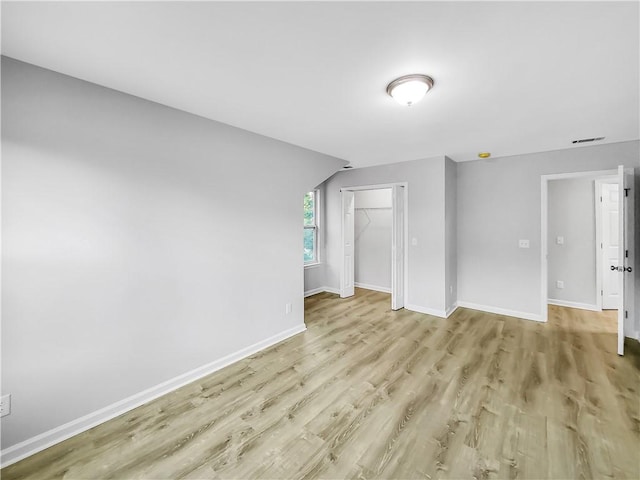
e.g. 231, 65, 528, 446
340, 182, 409, 309
540, 169, 617, 322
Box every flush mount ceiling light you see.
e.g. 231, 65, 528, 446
478, 152, 491, 159
386, 74, 434, 106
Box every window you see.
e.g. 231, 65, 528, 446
304, 190, 319, 265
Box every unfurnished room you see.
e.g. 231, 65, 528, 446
1, 1, 639, 479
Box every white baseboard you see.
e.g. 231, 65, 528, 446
405, 303, 448, 318
354, 282, 391, 294
304, 287, 326, 298
547, 299, 601, 312
0, 324, 307, 468
304, 286, 340, 297
457, 301, 544, 322
445, 303, 459, 318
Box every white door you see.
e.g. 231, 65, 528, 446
391, 185, 405, 310
340, 190, 355, 298
601, 182, 620, 309
616, 166, 634, 356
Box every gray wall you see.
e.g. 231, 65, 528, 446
1, 58, 345, 449
547, 177, 598, 307
323, 156, 451, 315
303, 264, 325, 294
354, 189, 392, 290
445, 157, 457, 312
457, 141, 639, 335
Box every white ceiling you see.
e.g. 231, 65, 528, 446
2, 1, 638, 167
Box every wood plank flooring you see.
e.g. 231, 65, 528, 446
3, 288, 639, 479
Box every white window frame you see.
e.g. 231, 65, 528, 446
304, 189, 321, 267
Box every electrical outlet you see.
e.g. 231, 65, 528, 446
556, 280, 564, 289
519, 239, 530, 248
556, 236, 564, 245
0, 394, 11, 417
285, 303, 292, 315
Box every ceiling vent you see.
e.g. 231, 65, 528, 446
571, 136, 605, 144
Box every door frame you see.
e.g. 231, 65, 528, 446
340, 182, 409, 308
339, 190, 355, 298
595, 176, 620, 311
540, 168, 618, 323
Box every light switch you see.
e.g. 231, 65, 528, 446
556, 236, 564, 245
411, 237, 418, 246
556, 280, 564, 289
519, 239, 530, 248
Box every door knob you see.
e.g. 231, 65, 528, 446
611, 265, 633, 272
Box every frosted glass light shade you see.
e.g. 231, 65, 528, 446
386, 74, 434, 106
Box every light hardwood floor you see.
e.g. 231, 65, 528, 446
3, 289, 639, 479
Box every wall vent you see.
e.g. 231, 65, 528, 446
571, 136, 605, 144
